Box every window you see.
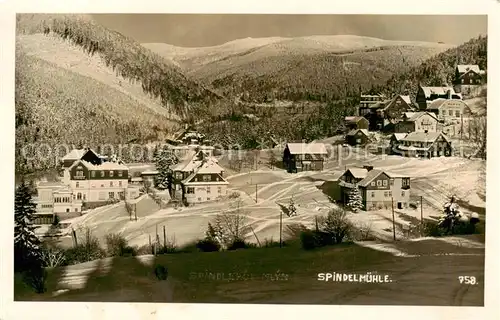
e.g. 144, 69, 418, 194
207, 198, 211, 201
83, 194, 86, 201
118, 192, 125, 200
371, 182, 376, 186
371, 192, 375, 198
401, 191, 405, 197
384, 191, 389, 197
390, 179, 394, 186
376, 180, 382, 187
356, 138, 361, 144
187, 187, 195, 194
388, 191, 392, 197
455, 110, 460, 117
207, 187, 211, 194
118, 171, 123, 177
101, 184, 104, 188
75, 208, 79, 212
77, 193, 82, 200
109, 192, 115, 199
216, 176, 220, 182
203, 175, 211, 182
218, 187, 222, 193
76, 170, 84, 177
449, 110, 453, 116
461, 79, 464, 84
110, 170, 114, 177
66, 208, 70, 213
100, 171, 105, 177
76, 182, 79, 188
110, 181, 114, 187
119, 181, 122, 187
383, 180, 388, 187
198, 197, 202, 202
91, 171, 96, 178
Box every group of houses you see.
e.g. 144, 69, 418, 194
34, 148, 137, 224
342, 64, 485, 158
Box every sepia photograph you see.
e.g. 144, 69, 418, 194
6, 4, 495, 314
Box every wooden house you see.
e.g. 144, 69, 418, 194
394, 131, 452, 158
282, 143, 328, 173
389, 133, 408, 154
181, 160, 228, 204
60, 148, 104, 169
394, 112, 438, 134
344, 116, 369, 130
346, 129, 370, 146
453, 64, 486, 97
416, 86, 462, 111
337, 166, 411, 211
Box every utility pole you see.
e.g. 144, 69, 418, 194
279, 207, 283, 248
255, 184, 258, 203
461, 113, 464, 140
420, 196, 423, 224
391, 197, 396, 241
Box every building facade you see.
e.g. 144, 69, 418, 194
338, 167, 411, 211
346, 129, 370, 146
181, 161, 229, 204
394, 131, 452, 158
426, 99, 472, 125
453, 64, 486, 97
394, 112, 438, 134
282, 143, 328, 173
344, 116, 369, 130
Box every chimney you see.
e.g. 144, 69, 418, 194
447, 89, 452, 100
363, 165, 374, 172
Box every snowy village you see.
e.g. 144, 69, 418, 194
12, 13, 487, 306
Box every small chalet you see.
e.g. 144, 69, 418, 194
282, 143, 328, 173
181, 160, 229, 204
416, 86, 462, 111
389, 133, 409, 154
394, 131, 452, 158
337, 166, 411, 211
346, 129, 370, 146
453, 64, 486, 97
394, 112, 438, 134
426, 99, 472, 124
344, 116, 369, 130
141, 170, 159, 186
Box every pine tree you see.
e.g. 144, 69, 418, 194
287, 196, 297, 217
154, 146, 179, 191
14, 180, 42, 273
347, 187, 363, 213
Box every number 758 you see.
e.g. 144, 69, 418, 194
458, 276, 477, 285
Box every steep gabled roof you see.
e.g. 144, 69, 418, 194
391, 133, 408, 141
61, 149, 87, 161
383, 95, 412, 111
385, 171, 410, 179
345, 167, 369, 179
406, 111, 438, 122
358, 169, 385, 187
457, 64, 482, 74
427, 98, 470, 112
286, 143, 328, 155
347, 129, 369, 137
68, 159, 128, 171
344, 116, 367, 124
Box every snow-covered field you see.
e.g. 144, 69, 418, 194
62, 154, 485, 248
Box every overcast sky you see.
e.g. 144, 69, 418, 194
91, 14, 487, 47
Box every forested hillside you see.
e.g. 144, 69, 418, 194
378, 35, 487, 99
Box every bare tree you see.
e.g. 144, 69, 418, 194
317, 208, 354, 244
210, 199, 250, 249
40, 245, 65, 268
469, 115, 486, 160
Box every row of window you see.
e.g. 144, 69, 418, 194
460, 78, 481, 84
76, 181, 123, 188
370, 191, 406, 198
370, 179, 390, 187
440, 109, 462, 117
40, 204, 53, 209
186, 186, 223, 194
75, 170, 126, 178
54, 197, 71, 203
97, 191, 125, 201
193, 175, 220, 182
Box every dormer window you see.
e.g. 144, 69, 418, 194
100, 171, 105, 177
118, 171, 123, 177
110, 170, 114, 177
91, 171, 96, 178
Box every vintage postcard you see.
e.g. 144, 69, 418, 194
2, 0, 499, 319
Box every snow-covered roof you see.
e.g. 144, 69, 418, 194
400, 95, 412, 105
61, 149, 87, 161
457, 64, 482, 74
392, 133, 408, 141
286, 143, 328, 155
69, 160, 128, 171
427, 98, 470, 112
401, 131, 450, 143
358, 169, 385, 187
37, 181, 65, 188
197, 162, 225, 174
420, 86, 456, 98
405, 111, 438, 122
344, 116, 367, 124
346, 167, 369, 179
347, 129, 369, 137
385, 171, 410, 178
141, 170, 159, 175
